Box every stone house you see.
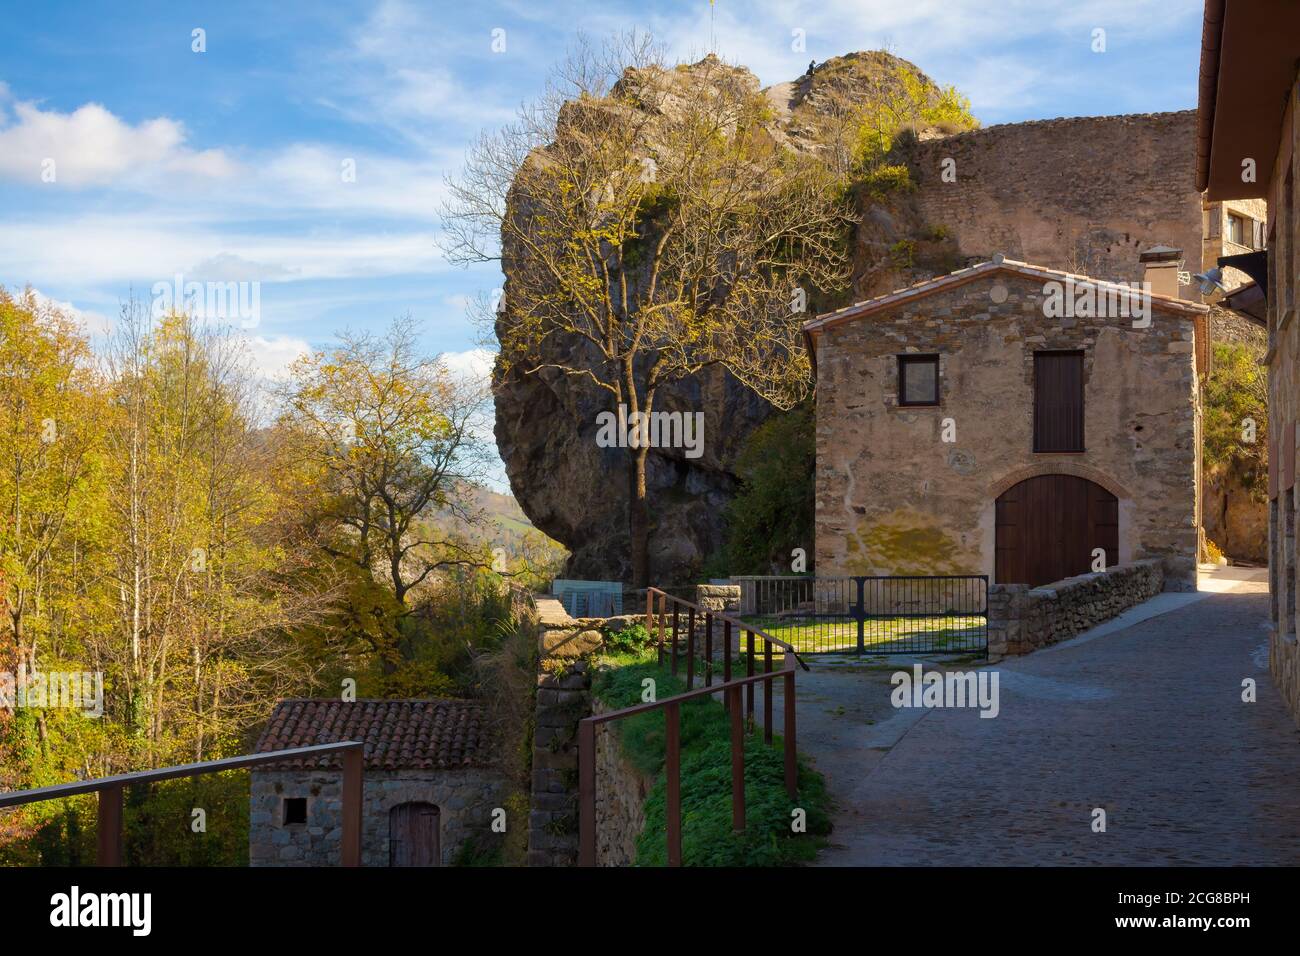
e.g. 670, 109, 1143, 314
249, 699, 507, 866
1196, 0, 1300, 725
805, 253, 1209, 590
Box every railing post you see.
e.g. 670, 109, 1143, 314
671, 605, 680, 676
783, 669, 798, 800
341, 745, 363, 866
645, 588, 653, 641
763, 641, 773, 745
723, 619, 733, 710
96, 784, 123, 867
745, 631, 755, 726
704, 613, 713, 687
656, 592, 666, 666
855, 576, 866, 656
665, 703, 682, 867
729, 685, 745, 832
578, 719, 597, 866
686, 606, 695, 689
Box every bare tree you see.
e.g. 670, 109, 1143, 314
441, 32, 856, 585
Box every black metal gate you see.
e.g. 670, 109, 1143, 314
734, 575, 988, 656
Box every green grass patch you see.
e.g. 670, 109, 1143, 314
592, 651, 832, 866
742, 616, 985, 654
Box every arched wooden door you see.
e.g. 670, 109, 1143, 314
389, 802, 440, 867
995, 475, 1118, 586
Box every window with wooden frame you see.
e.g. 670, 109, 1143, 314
1033, 351, 1084, 453
1227, 212, 1248, 246
897, 354, 939, 406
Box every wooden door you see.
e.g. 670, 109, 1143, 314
995, 475, 1118, 586
1033, 352, 1085, 452
389, 802, 440, 867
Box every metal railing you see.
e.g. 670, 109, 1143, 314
734, 574, 989, 655
577, 587, 809, 867
0, 742, 365, 866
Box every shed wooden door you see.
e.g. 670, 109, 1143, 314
389, 802, 440, 867
995, 475, 1118, 586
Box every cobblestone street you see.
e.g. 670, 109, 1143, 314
780, 572, 1300, 865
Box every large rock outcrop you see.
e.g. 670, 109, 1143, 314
494, 52, 947, 583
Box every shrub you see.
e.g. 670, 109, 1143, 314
719, 402, 815, 575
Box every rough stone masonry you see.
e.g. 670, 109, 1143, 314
809, 261, 1205, 590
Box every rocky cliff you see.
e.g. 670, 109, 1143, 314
495, 51, 949, 583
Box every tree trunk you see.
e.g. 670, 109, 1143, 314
628, 446, 650, 588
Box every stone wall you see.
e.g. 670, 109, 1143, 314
527, 656, 592, 867
695, 583, 740, 614
249, 767, 508, 866
909, 112, 1203, 298
813, 268, 1201, 589
1203, 471, 1268, 564
1262, 72, 1300, 730
987, 559, 1165, 658
1209, 306, 1267, 349
526, 604, 646, 865
591, 698, 653, 866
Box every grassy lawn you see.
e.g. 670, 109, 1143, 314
741, 616, 986, 654
591, 649, 832, 867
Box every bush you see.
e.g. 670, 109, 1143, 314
718, 402, 815, 575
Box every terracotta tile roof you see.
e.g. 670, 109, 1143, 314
253, 699, 496, 771
804, 255, 1209, 338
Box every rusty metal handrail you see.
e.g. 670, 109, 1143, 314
0, 742, 366, 867
578, 587, 804, 866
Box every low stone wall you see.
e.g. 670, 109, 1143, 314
592, 698, 654, 866
988, 559, 1165, 658
695, 584, 741, 614
527, 657, 591, 866
527, 605, 645, 866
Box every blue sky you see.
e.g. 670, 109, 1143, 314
0, 0, 1207, 487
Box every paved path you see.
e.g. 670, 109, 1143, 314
778, 571, 1300, 865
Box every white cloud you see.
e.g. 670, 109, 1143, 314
189, 253, 297, 283
317, 0, 517, 145
0, 215, 447, 286
440, 346, 496, 381
238, 333, 313, 382
0, 98, 236, 187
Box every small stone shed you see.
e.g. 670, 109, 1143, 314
804, 254, 1208, 590
249, 698, 508, 867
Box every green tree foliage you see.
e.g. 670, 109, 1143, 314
1203, 341, 1267, 499
852, 62, 978, 197
0, 293, 541, 865
720, 403, 816, 575
853, 63, 978, 169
